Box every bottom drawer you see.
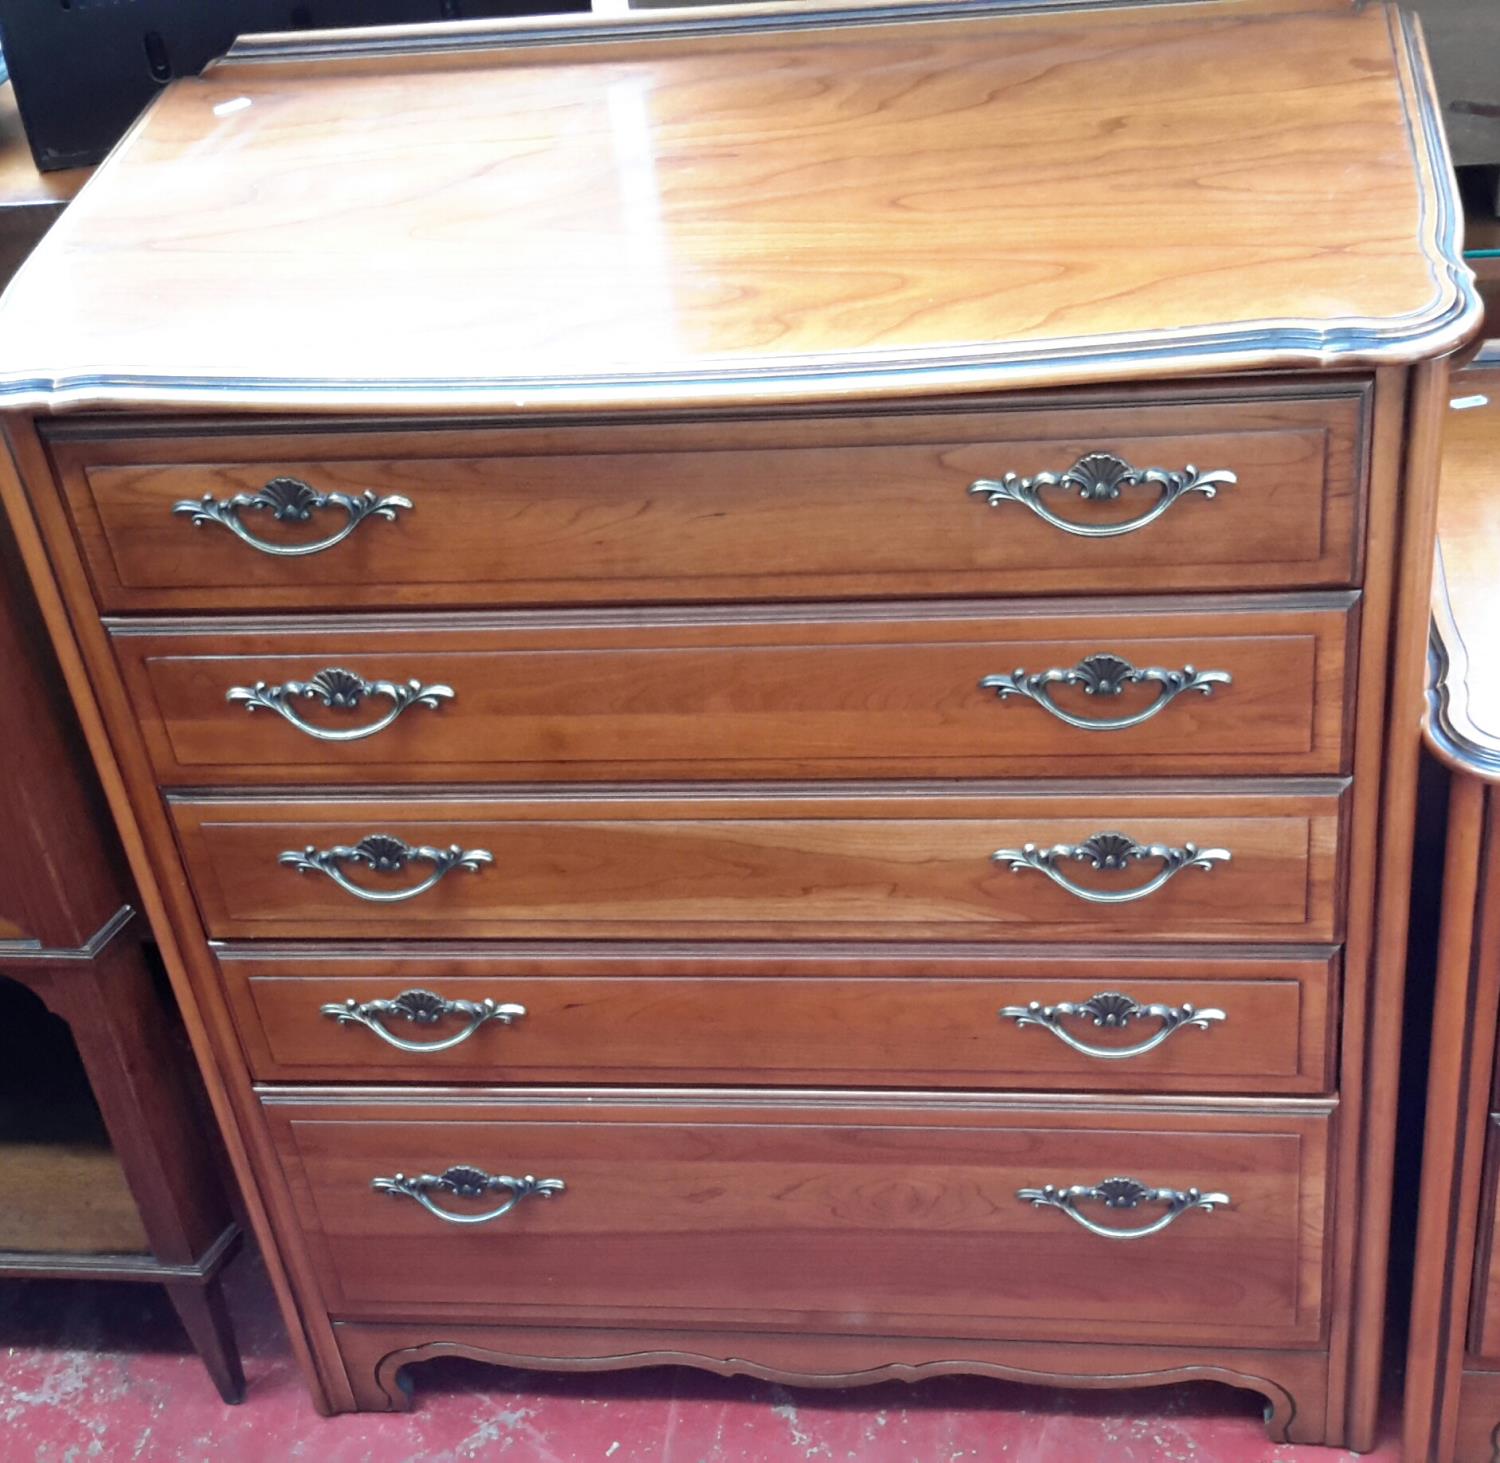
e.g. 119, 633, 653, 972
267, 1094, 1331, 1347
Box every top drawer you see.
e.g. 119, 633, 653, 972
47, 387, 1367, 613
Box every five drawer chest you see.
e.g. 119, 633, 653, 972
0, 0, 1479, 1446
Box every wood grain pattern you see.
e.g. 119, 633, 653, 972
0, 416, 353, 1413
1469, 1115, 1500, 1364
1453, 1367, 1500, 1463
1331, 359, 1447, 1449
1328, 353, 1452, 1446
49, 389, 1366, 610
169, 785, 1346, 943
0, 409, 245, 1395
223, 945, 1338, 1093
0, 168, 245, 1390
0, 517, 128, 945
0, 0, 1461, 1441
1316, 367, 1412, 1445
266, 1092, 1331, 1346
0, 0, 1474, 411
115, 597, 1357, 784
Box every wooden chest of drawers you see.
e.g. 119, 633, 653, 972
0, 0, 1477, 1448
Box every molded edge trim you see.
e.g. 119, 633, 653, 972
221, 0, 1351, 66
0, 1221, 241, 1284
0, 4, 1477, 415
1424, 542, 1500, 779
0, 904, 135, 961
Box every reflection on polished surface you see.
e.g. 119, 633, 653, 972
0, 0, 1475, 410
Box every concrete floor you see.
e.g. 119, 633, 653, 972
0, 1252, 1402, 1462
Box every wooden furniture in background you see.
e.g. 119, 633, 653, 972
0, 520, 245, 1401
0, 81, 243, 1403
0, 82, 87, 282
1403, 352, 1500, 1462
0, 0, 1477, 1447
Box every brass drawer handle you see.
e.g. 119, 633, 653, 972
999, 991, 1225, 1059
322, 988, 525, 1053
980, 654, 1229, 732
373, 1165, 564, 1225
1018, 1176, 1229, 1240
992, 831, 1229, 904
969, 452, 1234, 538
279, 833, 493, 903
172, 475, 410, 556
228, 667, 454, 742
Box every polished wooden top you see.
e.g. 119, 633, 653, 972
0, 0, 1477, 414
1425, 352, 1500, 777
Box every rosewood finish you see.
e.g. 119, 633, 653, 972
0, 0, 1474, 1447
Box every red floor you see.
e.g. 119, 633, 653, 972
0, 1253, 1401, 1462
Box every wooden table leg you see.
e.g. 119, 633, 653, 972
1, 921, 246, 1401
164, 1273, 246, 1405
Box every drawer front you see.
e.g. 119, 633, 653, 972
1454, 1371, 1500, 1463
117, 598, 1356, 784
52, 389, 1366, 611
1470, 1117, 1500, 1360
171, 787, 1345, 943
225, 948, 1338, 1093
267, 1095, 1331, 1345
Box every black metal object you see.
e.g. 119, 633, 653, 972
0, 0, 588, 172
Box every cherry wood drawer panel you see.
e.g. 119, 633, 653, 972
1453, 1369, 1500, 1463
223, 945, 1338, 1093
114, 597, 1357, 785
1469, 1117, 1500, 1361
264, 1092, 1332, 1347
47, 387, 1367, 612
170, 785, 1346, 943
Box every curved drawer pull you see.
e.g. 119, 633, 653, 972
372, 1165, 564, 1225
172, 475, 411, 556
980, 654, 1230, 732
999, 991, 1226, 1059
992, 830, 1229, 904
228, 667, 454, 742
1018, 1176, 1229, 1240
968, 452, 1234, 538
322, 988, 526, 1053
279, 833, 493, 903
